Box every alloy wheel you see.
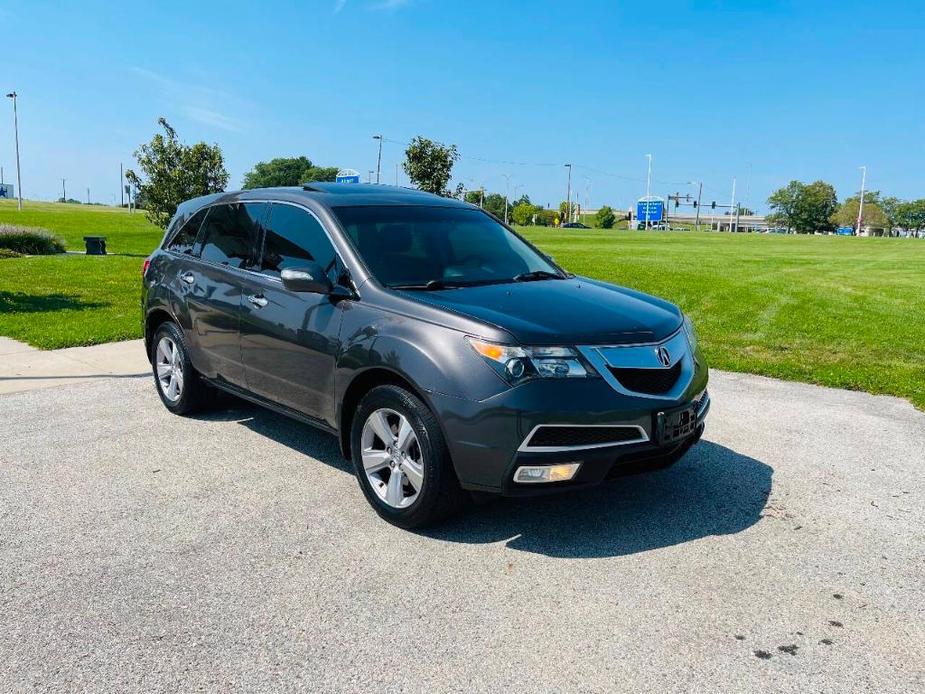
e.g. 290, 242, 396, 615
360, 408, 425, 509
155, 336, 184, 402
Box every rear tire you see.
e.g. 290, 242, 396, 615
350, 384, 468, 529
150, 321, 209, 415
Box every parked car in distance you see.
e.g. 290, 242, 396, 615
562, 222, 591, 229
142, 184, 709, 528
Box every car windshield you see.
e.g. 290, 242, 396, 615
332, 205, 563, 289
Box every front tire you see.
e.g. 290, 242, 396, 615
350, 385, 467, 529
150, 321, 209, 415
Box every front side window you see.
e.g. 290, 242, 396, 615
166, 207, 209, 255
198, 203, 266, 269
260, 203, 338, 280
332, 205, 562, 288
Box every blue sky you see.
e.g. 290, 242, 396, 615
2, 0, 923, 211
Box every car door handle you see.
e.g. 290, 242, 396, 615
246, 294, 268, 308
179, 272, 195, 285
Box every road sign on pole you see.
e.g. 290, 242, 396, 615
636, 196, 664, 228
336, 168, 361, 184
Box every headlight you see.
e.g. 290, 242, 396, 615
467, 338, 597, 385
682, 314, 698, 352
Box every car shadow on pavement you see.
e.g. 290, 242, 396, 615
425, 440, 773, 559
200, 403, 772, 560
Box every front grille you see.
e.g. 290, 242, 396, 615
526, 426, 643, 448
607, 361, 682, 395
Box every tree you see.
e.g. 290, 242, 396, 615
896, 199, 925, 231
511, 202, 539, 226
464, 190, 484, 206
242, 156, 338, 188
595, 205, 616, 229
482, 192, 507, 220
125, 118, 228, 228
403, 136, 459, 196
766, 180, 838, 234
558, 200, 576, 222
832, 196, 889, 230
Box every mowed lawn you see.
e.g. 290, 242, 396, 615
1, 199, 923, 409
0, 200, 162, 348
519, 227, 925, 409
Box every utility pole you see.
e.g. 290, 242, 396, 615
87, 187, 90, 205
564, 163, 572, 224
729, 178, 737, 232
120, 163, 124, 207
502, 173, 512, 224
689, 181, 703, 231
367, 170, 373, 184
856, 166, 867, 235
395, 163, 399, 186
372, 135, 383, 184
62, 178, 67, 203
6, 91, 22, 210
644, 154, 653, 229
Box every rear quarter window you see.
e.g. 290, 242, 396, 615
165, 208, 209, 256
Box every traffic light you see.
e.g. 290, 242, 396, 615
693, 200, 698, 208
711, 201, 716, 209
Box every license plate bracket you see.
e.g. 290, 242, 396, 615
655, 404, 698, 446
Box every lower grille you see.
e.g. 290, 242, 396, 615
607, 361, 682, 395
526, 425, 645, 449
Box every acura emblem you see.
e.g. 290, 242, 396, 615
656, 346, 671, 367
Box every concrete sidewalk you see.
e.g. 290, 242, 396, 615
0, 337, 149, 395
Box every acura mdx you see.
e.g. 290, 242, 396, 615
142, 183, 709, 528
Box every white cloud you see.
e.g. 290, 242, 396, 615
130, 66, 247, 133
183, 106, 242, 133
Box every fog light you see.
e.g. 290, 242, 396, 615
514, 462, 581, 484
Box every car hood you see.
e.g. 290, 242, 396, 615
401, 276, 682, 345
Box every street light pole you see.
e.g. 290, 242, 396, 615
856, 165, 867, 235
564, 163, 572, 224
373, 135, 383, 184
62, 178, 66, 203
6, 92, 22, 210
502, 173, 512, 224
644, 154, 652, 229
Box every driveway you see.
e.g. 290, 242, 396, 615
1, 352, 923, 692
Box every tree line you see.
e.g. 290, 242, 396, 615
767, 180, 925, 234
124, 119, 923, 235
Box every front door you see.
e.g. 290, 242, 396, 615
240, 202, 345, 424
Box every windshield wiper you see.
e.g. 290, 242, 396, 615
511, 270, 563, 283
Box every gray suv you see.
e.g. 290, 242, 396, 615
142, 183, 709, 527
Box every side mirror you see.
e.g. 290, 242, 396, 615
281, 263, 333, 294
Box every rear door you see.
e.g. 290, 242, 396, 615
239, 202, 345, 424
184, 202, 263, 386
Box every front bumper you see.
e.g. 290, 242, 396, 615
429, 363, 710, 495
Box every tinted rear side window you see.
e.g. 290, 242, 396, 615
166, 207, 209, 255
199, 203, 265, 269
260, 204, 337, 279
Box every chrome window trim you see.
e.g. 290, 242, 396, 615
517, 424, 649, 453
578, 329, 694, 401
162, 199, 357, 295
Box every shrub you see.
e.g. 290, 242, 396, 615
0, 225, 66, 255
595, 205, 616, 229
0, 248, 23, 259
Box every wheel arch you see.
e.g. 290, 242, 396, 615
144, 307, 177, 361
338, 367, 443, 460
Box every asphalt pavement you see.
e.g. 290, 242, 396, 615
1, 366, 923, 692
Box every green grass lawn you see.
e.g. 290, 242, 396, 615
517, 226, 925, 409
1, 200, 923, 409
0, 200, 162, 348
